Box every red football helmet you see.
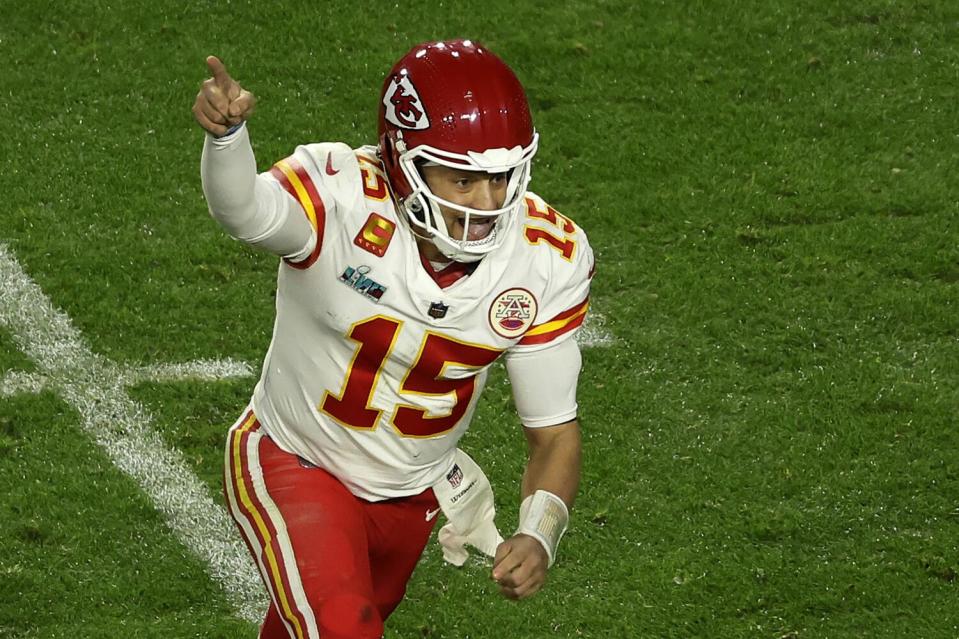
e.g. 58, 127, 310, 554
378, 40, 539, 262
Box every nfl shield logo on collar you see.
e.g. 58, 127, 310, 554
428, 301, 449, 319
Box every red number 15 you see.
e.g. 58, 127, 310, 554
321, 316, 502, 438
523, 197, 577, 261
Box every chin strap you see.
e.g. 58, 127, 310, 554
516, 490, 569, 567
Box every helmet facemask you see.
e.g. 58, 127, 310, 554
394, 132, 539, 263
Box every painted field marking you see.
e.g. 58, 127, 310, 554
0, 243, 264, 624
578, 310, 614, 347
1, 358, 254, 399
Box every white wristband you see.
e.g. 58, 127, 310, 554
517, 490, 569, 567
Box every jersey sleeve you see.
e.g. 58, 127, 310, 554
503, 194, 595, 427
505, 336, 582, 428
201, 124, 316, 260
513, 194, 596, 352
262, 141, 360, 269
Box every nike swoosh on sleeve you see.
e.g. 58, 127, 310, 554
325, 153, 340, 176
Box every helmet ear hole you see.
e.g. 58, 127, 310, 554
408, 196, 427, 225
408, 159, 430, 225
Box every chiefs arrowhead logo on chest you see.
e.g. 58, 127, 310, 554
489, 288, 538, 338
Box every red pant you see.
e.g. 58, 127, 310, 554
223, 410, 439, 639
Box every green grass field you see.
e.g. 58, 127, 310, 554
2, 1, 958, 637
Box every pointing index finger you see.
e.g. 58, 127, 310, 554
205, 55, 232, 87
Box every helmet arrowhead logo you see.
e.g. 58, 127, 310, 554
383, 75, 430, 130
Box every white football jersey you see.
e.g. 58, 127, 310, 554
249, 142, 594, 500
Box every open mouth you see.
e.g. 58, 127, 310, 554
456, 214, 496, 242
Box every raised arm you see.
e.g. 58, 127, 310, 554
194, 56, 315, 260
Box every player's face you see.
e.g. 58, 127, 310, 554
421, 165, 508, 242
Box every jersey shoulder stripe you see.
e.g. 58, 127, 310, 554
269, 156, 326, 269
512, 191, 594, 347
518, 297, 590, 346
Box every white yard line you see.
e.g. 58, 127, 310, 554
1, 359, 255, 398
0, 370, 47, 398
119, 358, 256, 385
0, 244, 264, 624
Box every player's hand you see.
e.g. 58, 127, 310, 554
192, 55, 257, 137
491, 534, 549, 600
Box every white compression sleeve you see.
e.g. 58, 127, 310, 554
200, 125, 315, 259
504, 336, 582, 428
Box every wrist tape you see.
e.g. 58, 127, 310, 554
517, 489, 569, 567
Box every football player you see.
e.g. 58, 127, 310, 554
194, 40, 594, 639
